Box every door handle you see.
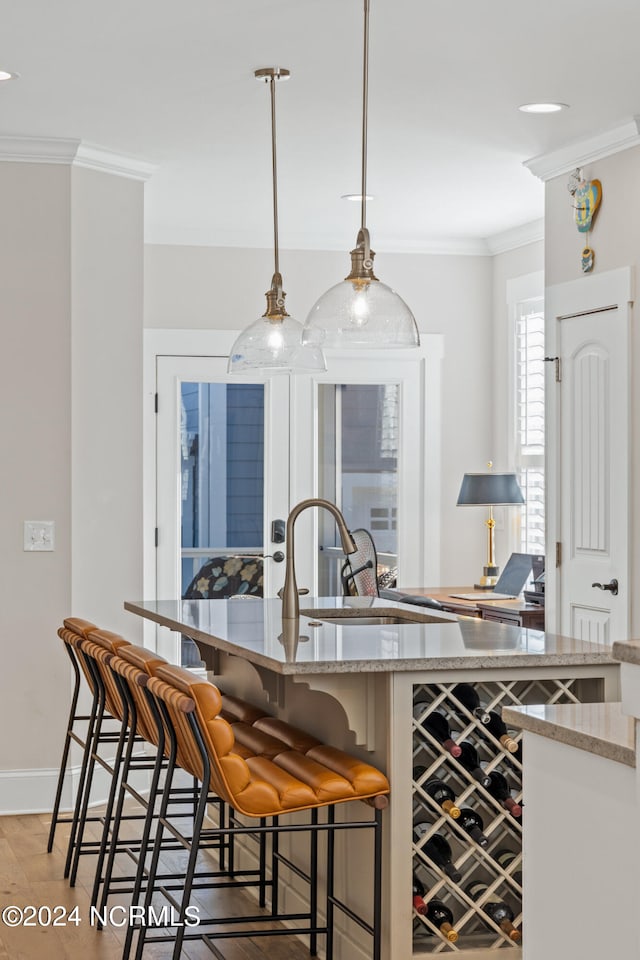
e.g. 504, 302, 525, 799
591, 579, 619, 596
265, 551, 285, 563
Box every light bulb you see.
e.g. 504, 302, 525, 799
267, 326, 285, 351
351, 284, 370, 326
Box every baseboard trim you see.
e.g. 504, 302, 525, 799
0, 758, 151, 816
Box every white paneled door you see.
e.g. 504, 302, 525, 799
546, 269, 632, 644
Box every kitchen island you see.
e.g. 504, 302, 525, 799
125, 596, 619, 959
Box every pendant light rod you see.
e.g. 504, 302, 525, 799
269, 71, 280, 277
255, 66, 290, 315
228, 67, 326, 373
360, 0, 370, 234
300, 0, 419, 351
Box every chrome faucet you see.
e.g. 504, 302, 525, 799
281, 498, 357, 620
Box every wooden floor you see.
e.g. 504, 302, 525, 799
0, 809, 311, 960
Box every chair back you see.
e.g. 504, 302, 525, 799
58, 619, 99, 694
183, 555, 264, 599
341, 528, 380, 597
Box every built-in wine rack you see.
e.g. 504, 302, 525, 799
411, 676, 589, 952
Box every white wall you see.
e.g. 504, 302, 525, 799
0, 161, 144, 813
144, 243, 498, 583
71, 167, 144, 636
0, 164, 73, 780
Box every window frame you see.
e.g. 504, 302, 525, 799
506, 271, 545, 557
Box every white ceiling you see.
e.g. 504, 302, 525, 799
2, 0, 639, 253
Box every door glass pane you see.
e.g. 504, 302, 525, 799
180, 381, 265, 598
317, 383, 399, 595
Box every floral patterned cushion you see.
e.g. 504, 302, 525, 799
184, 556, 264, 599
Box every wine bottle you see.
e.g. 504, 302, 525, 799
485, 770, 522, 817
457, 741, 491, 788
413, 763, 427, 782
450, 683, 490, 724
494, 847, 518, 870
412, 872, 427, 915
484, 711, 519, 753
423, 778, 461, 819
465, 881, 521, 941
457, 807, 489, 846
416, 709, 462, 758
418, 831, 461, 883
425, 899, 458, 942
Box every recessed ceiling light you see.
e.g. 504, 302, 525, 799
518, 102, 568, 114
341, 193, 375, 201
0, 70, 19, 81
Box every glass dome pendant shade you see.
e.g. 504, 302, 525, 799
303, 226, 419, 348
228, 67, 326, 374
229, 271, 325, 373
302, 0, 419, 351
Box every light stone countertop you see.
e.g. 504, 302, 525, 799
503, 701, 635, 767
124, 596, 616, 675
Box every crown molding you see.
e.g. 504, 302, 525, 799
486, 218, 544, 255
0, 136, 156, 181
524, 118, 640, 182
145, 222, 495, 256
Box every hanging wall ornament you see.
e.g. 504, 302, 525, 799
581, 246, 594, 272
568, 168, 602, 273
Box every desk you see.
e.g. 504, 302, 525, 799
398, 585, 545, 630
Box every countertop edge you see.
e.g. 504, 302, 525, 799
612, 640, 640, 665
504, 705, 636, 768
124, 600, 618, 675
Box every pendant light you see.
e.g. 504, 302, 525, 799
228, 68, 326, 374
302, 0, 419, 349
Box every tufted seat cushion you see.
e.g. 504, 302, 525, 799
149, 664, 389, 819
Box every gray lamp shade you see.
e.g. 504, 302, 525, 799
457, 472, 525, 506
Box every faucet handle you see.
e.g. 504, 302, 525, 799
278, 587, 309, 599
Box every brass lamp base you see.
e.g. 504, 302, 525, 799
474, 565, 499, 590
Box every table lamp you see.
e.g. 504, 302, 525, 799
456, 464, 525, 588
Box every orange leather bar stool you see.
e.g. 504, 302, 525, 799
95, 643, 229, 933
130, 665, 390, 960
67, 632, 133, 886
87, 638, 168, 914
48, 619, 100, 856
50, 619, 131, 880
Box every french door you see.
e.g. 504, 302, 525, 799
156, 355, 290, 605
152, 334, 442, 662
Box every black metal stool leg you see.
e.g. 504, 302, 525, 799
372, 807, 383, 960
48, 644, 83, 853
90, 676, 135, 909
121, 692, 168, 960
64, 656, 105, 879
132, 701, 179, 960
326, 804, 336, 960
271, 814, 279, 916
309, 807, 318, 956
171, 714, 211, 960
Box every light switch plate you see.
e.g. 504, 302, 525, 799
24, 520, 55, 551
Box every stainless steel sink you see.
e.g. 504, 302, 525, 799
300, 607, 451, 626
